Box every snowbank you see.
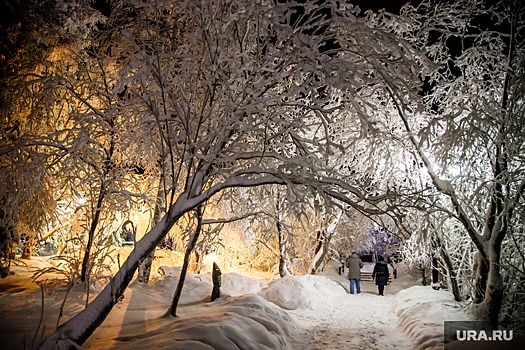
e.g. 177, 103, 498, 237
112, 294, 301, 350
221, 272, 268, 296
392, 286, 474, 350
87, 272, 297, 350
258, 274, 346, 310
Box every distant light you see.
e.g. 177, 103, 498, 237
77, 196, 87, 205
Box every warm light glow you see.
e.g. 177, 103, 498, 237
76, 195, 87, 206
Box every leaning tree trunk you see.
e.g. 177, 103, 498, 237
37, 167, 287, 348
310, 229, 336, 274
37, 191, 196, 349
310, 230, 325, 275
431, 232, 462, 301
440, 248, 462, 301
168, 205, 203, 317
310, 212, 341, 275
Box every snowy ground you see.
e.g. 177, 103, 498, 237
0, 257, 478, 350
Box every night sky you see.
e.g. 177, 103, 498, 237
351, 0, 421, 13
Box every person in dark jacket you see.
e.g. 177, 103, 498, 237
372, 256, 390, 296
345, 252, 364, 294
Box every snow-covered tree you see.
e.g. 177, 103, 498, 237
366, 226, 401, 260
0, 0, 162, 287
37, 0, 431, 347
0, 0, 106, 275
370, 0, 525, 328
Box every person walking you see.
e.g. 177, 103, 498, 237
372, 256, 390, 296
345, 252, 364, 294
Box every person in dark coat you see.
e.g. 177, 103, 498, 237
345, 252, 364, 294
372, 256, 390, 296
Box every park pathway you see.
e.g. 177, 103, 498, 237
288, 266, 415, 350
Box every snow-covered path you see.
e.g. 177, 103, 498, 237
288, 281, 414, 350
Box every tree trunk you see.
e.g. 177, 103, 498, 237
138, 173, 166, 283
310, 230, 325, 275
420, 263, 429, 286
310, 213, 340, 274
137, 252, 154, 283
311, 229, 335, 274
80, 183, 106, 283
433, 233, 462, 301
478, 9, 519, 328
194, 250, 203, 274
277, 219, 289, 277
472, 245, 505, 329
168, 205, 203, 317
275, 192, 289, 277
441, 249, 462, 301
472, 251, 488, 303
431, 254, 439, 287
80, 127, 116, 283
485, 260, 504, 328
